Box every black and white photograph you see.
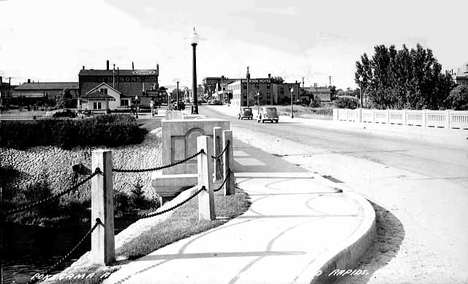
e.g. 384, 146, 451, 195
1, 0, 467, 283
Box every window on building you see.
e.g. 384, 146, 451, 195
243, 83, 247, 90
267, 83, 271, 89
243, 93, 247, 99
121, 99, 129, 106
99, 88, 108, 94
280, 88, 284, 94
267, 93, 271, 100
93, 102, 102, 109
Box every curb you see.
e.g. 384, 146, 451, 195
294, 188, 377, 284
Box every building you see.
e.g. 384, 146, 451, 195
78, 61, 159, 110
11, 81, 79, 106
305, 84, 331, 102
226, 75, 300, 108
80, 82, 122, 111
455, 63, 468, 86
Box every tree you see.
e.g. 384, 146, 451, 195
329, 85, 338, 101
334, 96, 358, 109
270, 76, 284, 84
445, 84, 468, 110
355, 44, 455, 110
56, 88, 73, 108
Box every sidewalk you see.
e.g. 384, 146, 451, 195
102, 139, 376, 284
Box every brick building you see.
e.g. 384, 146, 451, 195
78, 61, 159, 109
226, 76, 300, 108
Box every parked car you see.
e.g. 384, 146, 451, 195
45, 108, 77, 118
238, 107, 253, 120
208, 99, 223, 105
257, 107, 279, 123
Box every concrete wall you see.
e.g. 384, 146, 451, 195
161, 118, 230, 175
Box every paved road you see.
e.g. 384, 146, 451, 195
199, 105, 468, 283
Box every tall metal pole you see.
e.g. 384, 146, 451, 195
246, 66, 250, 108
176, 81, 179, 110
192, 43, 198, 114
290, 86, 294, 119
359, 80, 362, 108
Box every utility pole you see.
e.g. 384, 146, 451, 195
246, 66, 250, 108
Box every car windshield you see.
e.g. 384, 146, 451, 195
266, 108, 277, 113
244, 108, 252, 111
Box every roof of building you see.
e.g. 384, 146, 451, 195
81, 91, 114, 99
86, 82, 122, 95
14, 82, 78, 90
79, 69, 159, 76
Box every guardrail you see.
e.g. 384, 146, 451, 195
334, 109, 468, 130
2, 128, 234, 281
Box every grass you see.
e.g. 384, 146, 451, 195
47, 187, 251, 284
275, 105, 334, 119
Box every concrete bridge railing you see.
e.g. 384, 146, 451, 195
334, 108, 468, 130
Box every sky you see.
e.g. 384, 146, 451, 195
0, 0, 467, 90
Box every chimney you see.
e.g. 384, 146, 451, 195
132, 62, 134, 70
0, 76, 2, 84
82, 66, 85, 70
268, 73, 271, 78
28, 79, 31, 83
465, 64, 468, 73
106, 60, 110, 70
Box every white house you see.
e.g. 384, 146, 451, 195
79, 83, 122, 111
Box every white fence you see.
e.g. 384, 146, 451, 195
334, 109, 468, 130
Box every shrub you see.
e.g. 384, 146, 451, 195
334, 96, 359, 109
0, 114, 147, 149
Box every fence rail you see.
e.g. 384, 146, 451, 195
334, 109, 468, 130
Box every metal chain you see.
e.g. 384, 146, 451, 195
211, 140, 230, 160
214, 169, 231, 192
27, 219, 102, 284
3, 169, 101, 217
113, 149, 205, 173
123, 186, 206, 220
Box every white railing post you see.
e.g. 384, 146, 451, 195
223, 130, 235, 196
333, 109, 338, 121
357, 108, 362, 123
197, 135, 215, 221
446, 110, 451, 129
91, 149, 115, 265
422, 109, 427, 127
386, 109, 390, 124
213, 127, 222, 181
403, 109, 407, 126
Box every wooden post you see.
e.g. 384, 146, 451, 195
197, 136, 215, 221
213, 127, 222, 181
91, 150, 115, 265
223, 130, 235, 196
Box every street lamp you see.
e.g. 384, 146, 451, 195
191, 27, 199, 114
134, 95, 139, 118
290, 86, 294, 118
257, 91, 260, 115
